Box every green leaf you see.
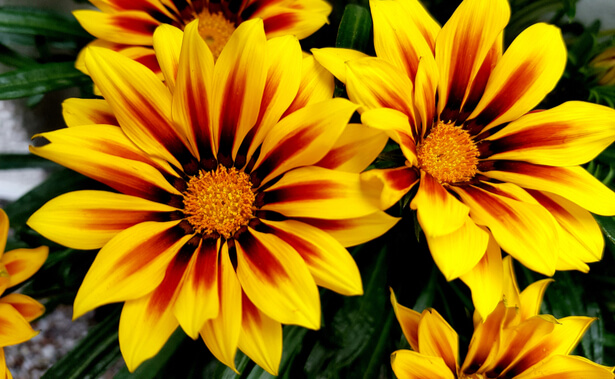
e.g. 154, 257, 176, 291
41, 307, 122, 379
0, 42, 36, 67
0, 154, 59, 170
335, 4, 372, 52
0, 7, 89, 39
0, 61, 91, 100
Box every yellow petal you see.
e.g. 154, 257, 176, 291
483, 101, 615, 166
518, 278, 552, 322
152, 24, 184, 93
200, 243, 242, 373
460, 232, 504, 319
0, 303, 38, 346
513, 355, 615, 379
436, 0, 510, 118
27, 190, 177, 250
361, 107, 418, 166
413, 54, 439, 137
256, 0, 331, 40
501, 255, 521, 309
467, 23, 566, 133
2, 246, 48, 288
261, 219, 362, 296
73, 221, 190, 318
311, 47, 369, 83
283, 54, 334, 117
235, 228, 321, 329
390, 289, 420, 351
237, 294, 283, 376
360, 167, 420, 210
62, 98, 117, 127
73, 10, 159, 45
174, 239, 220, 339
462, 302, 507, 375
253, 98, 357, 185
212, 19, 267, 161
391, 349, 456, 379
481, 162, 615, 216
417, 308, 459, 374
263, 166, 385, 219
0, 210, 7, 256
0, 294, 44, 322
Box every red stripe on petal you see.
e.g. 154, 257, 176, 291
485, 123, 574, 155
191, 239, 218, 290
217, 66, 245, 161
264, 180, 343, 204
263, 13, 299, 35
235, 231, 289, 283
115, 14, 160, 37
148, 245, 193, 315
135, 53, 162, 75
383, 167, 420, 192
241, 291, 262, 322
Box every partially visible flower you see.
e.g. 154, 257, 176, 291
0, 209, 48, 379
74, 0, 332, 74
390, 256, 615, 379
313, 0, 615, 319
590, 46, 615, 86
28, 19, 395, 374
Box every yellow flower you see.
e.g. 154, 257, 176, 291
74, 0, 332, 74
28, 19, 396, 374
590, 46, 615, 86
313, 0, 615, 318
0, 209, 48, 379
390, 256, 615, 379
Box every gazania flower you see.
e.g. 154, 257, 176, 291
0, 209, 48, 379
27, 19, 395, 374
313, 0, 615, 318
390, 256, 615, 379
74, 0, 332, 75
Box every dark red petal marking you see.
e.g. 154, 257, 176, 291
236, 230, 289, 283
135, 53, 162, 76
115, 14, 160, 37
241, 291, 262, 324
190, 238, 219, 290
72, 209, 170, 232
460, 184, 522, 223
217, 66, 246, 164
263, 181, 344, 204
264, 223, 317, 264
252, 128, 315, 182
179, 74, 214, 161
480, 122, 575, 157
480, 160, 574, 186
263, 13, 299, 35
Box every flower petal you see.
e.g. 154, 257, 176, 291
27, 190, 177, 250
413, 54, 439, 137
62, 98, 118, 127
0, 303, 37, 346
73, 221, 190, 318
467, 23, 566, 133
235, 228, 320, 329
370, 0, 438, 80
311, 47, 369, 83
436, 0, 510, 118
258, 1, 331, 40
391, 349, 456, 379
425, 217, 489, 281
0, 294, 44, 322
152, 24, 183, 93
481, 161, 615, 215
212, 19, 267, 162
237, 293, 283, 376
85, 47, 191, 167
518, 278, 552, 322
315, 123, 388, 173
0, 210, 7, 256
73, 10, 159, 45
360, 167, 420, 210
174, 238, 220, 339
171, 20, 215, 161
295, 212, 400, 247
283, 54, 334, 117
483, 101, 615, 166
461, 302, 507, 375
200, 243, 242, 373
261, 219, 362, 296
459, 231, 503, 319
30, 125, 180, 202
452, 183, 559, 276
361, 107, 418, 165
390, 289, 420, 351
263, 166, 385, 219
243, 35, 302, 162
513, 355, 615, 379
253, 98, 357, 185
418, 308, 459, 374
346, 57, 416, 120
411, 172, 470, 237
2, 246, 48, 288
119, 248, 191, 372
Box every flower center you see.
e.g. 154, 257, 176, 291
183, 165, 255, 239
417, 122, 479, 184
197, 10, 236, 59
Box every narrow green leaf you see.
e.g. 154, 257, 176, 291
335, 4, 372, 52
41, 307, 122, 379
0, 7, 89, 39
0, 42, 36, 67
0, 154, 59, 170
0, 61, 90, 100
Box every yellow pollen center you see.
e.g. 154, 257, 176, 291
197, 10, 236, 60
417, 122, 479, 184
183, 165, 255, 239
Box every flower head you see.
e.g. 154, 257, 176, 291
313, 0, 615, 318
390, 256, 615, 379
74, 0, 332, 74
0, 209, 48, 379
28, 19, 395, 374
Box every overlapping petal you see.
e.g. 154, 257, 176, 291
73, 10, 160, 45
283, 54, 334, 117
391, 349, 455, 379
62, 98, 118, 127
152, 24, 183, 92
311, 47, 369, 83
360, 167, 420, 210
417, 308, 459, 374
0, 294, 44, 322
361, 107, 418, 165
2, 246, 48, 288
0, 303, 38, 347
513, 355, 615, 379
